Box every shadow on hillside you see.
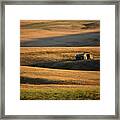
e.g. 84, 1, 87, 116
21, 32, 100, 47
27, 59, 100, 71
20, 77, 99, 85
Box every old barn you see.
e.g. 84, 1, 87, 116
75, 52, 93, 60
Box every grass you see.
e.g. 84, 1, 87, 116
20, 20, 100, 40
20, 66, 100, 85
21, 47, 100, 66
20, 66, 100, 100
20, 20, 100, 100
20, 84, 100, 100
20, 47, 100, 100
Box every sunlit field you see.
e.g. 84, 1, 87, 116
20, 20, 100, 100
21, 84, 100, 100
20, 47, 100, 100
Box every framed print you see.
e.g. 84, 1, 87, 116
0, 0, 120, 119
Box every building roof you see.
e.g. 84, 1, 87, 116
76, 52, 91, 55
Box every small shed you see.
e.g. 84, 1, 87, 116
75, 52, 93, 60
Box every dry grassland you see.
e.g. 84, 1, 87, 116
20, 20, 100, 100
20, 20, 100, 40
21, 47, 100, 65
21, 66, 99, 85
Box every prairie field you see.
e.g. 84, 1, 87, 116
20, 47, 100, 100
21, 84, 100, 100
21, 47, 100, 70
20, 65, 100, 100
20, 20, 100, 100
20, 20, 100, 41
21, 66, 99, 85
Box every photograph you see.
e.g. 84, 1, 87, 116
20, 20, 100, 100
2, 1, 118, 118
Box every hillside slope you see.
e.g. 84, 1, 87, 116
21, 32, 100, 47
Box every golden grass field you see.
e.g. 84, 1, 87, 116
20, 47, 100, 100
20, 20, 100, 100
21, 47, 100, 65
20, 20, 99, 40
21, 66, 99, 85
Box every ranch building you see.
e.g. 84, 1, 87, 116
75, 52, 93, 60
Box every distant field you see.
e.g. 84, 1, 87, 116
21, 47, 99, 55
20, 84, 100, 100
20, 20, 100, 41
20, 20, 100, 47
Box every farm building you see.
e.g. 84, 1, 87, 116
75, 52, 93, 60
